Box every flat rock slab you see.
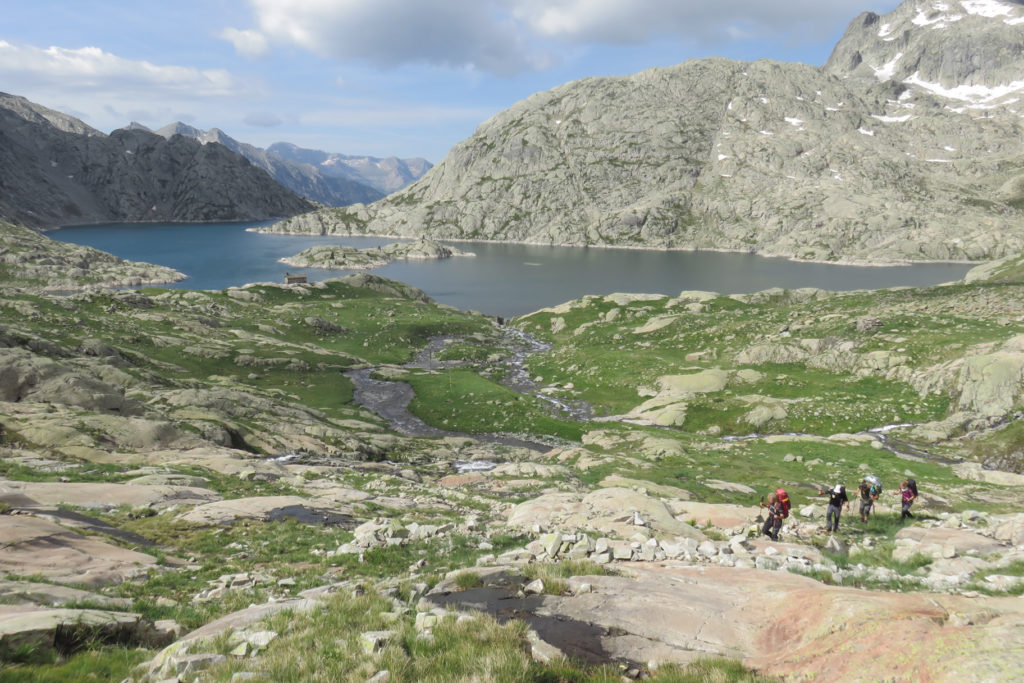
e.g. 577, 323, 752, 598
0, 515, 157, 587
298, 485, 373, 504
0, 481, 220, 510
702, 479, 757, 495
126, 473, 211, 488
668, 502, 760, 531
426, 563, 1024, 680
0, 580, 132, 609
896, 526, 1006, 557
177, 496, 357, 527
599, 475, 694, 502
84, 447, 294, 481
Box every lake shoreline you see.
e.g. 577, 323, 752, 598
248, 226, 980, 268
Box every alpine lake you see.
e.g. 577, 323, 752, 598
53, 220, 974, 316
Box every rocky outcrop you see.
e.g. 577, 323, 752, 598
426, 564, 1024, 680
506, 487, 706, 541
280, 238, 474, 270
0, 93, 314, 229
264, 0, 1024, 263
0, 220, 184, 291
824, 0, 1024, 90
0, 606, 176, 660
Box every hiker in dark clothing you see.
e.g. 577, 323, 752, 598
858, 479, 879, 523
760, 492, 783, 541
895, 480, 916, 521
817, 483, 850, 533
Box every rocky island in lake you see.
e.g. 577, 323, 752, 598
280, 238, 474, 270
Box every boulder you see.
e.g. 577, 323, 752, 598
0, 606, 174, 660
622, 396, 689, 426
993, 514, 1024, 547
655, 370, 730, 397
505, 493, 584, 531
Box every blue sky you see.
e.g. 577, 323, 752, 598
0, 0, 901, 163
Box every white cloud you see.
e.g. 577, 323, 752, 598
220, 27, 270, 59
0, 40, 259, 135
0, 41, 239, 96
513, 0, 874, 43
229, 0, 879, 75
232, 0, 540, 76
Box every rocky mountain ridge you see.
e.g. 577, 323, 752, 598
0, 94, 314, 229
265, 0, 1024, 264
149, 123, 385, 206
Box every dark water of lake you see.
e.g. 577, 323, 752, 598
52, 221, 974, 317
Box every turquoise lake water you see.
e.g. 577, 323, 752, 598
52, 221, 974, 317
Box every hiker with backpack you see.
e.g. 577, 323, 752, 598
761, 491, 782, 540
858, 476, 881, 523
895, 479, 917, 521
816, 482, 850, 533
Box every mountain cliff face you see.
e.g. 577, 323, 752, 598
268, 0, 1024, 263
0, 94, 314, 229
153, 123, 385, 206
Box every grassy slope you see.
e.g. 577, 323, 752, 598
3, 237, 1024, 679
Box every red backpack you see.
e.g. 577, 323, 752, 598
775, 488, 791, 518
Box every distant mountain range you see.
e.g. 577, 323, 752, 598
142, 122, 431, 205
266, 0, 1024, 263
265, 142, 432, 195
0, 93, 314, 229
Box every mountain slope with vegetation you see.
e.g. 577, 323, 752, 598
1, 224, 1024, 680
264, 0, 1024, 264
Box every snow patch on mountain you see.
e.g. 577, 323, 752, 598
904, 71, 1024, 104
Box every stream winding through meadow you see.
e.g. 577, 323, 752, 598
348, 329, 962, 467
346, 328, 590, 453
